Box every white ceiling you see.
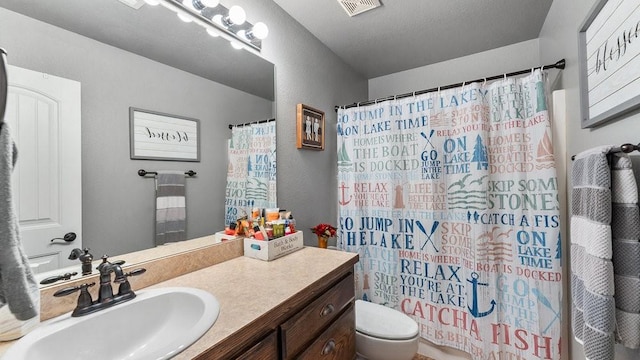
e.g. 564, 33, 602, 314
1, 0, 553, 92
273, 0, 553, 78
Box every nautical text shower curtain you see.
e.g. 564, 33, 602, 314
337, 70, 561, 359
225, 122, 277, 225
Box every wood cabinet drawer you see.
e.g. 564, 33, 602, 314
235, 331, 278, 360
296, 304, 356, 360
281, 273, 355, 359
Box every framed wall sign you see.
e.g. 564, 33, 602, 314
129, 107, 200, 161
579, 0, 640, 128
296, 103, 325, 151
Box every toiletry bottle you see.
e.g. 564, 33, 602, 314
253, 225, 264, 240
225, 222, 237, 235
288, 214, 296, 233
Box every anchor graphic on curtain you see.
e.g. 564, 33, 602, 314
466, 272, 496, 318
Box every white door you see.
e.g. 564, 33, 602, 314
5, 65, 81, 274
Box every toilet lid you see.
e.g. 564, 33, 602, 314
355, 300, 419, 340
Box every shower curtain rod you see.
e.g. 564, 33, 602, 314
571, 143, 640, 161
334, 58, 566, 111
228, 118, 275, 130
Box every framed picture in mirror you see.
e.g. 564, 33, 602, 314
130, 107, 200, 161
296, 104, 325, 151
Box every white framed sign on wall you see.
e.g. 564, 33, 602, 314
579, 0, 640, 128
129, 107, 200, 161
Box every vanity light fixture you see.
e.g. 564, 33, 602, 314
147, 0, 268, 51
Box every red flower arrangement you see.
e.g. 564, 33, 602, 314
311, 223, 337, 238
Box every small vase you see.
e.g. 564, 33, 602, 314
317, 235, 328, 249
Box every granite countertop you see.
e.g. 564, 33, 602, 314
0, 247, 358, 359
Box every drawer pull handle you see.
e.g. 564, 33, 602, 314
320, 304, 335, 317
321, 339, 336, 355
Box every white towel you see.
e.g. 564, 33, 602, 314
0, 123, 40, 340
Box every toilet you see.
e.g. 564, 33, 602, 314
355, 299, 419, 360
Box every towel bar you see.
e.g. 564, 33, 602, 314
137, 169, 197, 177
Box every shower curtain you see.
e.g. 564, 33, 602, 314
337, 70, 561, 360
225, 122, 276, 226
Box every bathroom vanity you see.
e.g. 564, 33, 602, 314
0, 242, 359, 360
163, 247, 359, 359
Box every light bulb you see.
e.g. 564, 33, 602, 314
201, 0, 219, 7
228, 6, 246, 25
212, 14, 223, 25
252, 22, 269, 40
177, 12, 193, 22
230, 41, 244, 50
144, 0, 160, 5
206, 28, 220, 37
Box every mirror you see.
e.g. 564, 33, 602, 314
0, 0, 275, 285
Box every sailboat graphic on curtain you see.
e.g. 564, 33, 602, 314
337, 70, 561, 360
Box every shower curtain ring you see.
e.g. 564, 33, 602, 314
462, 81, 466, 91
504, 73, 507, 81
483, 78, 487, 86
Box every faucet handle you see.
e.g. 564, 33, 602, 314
114, 268, 146, 284
115, 268, 146, 296
54, 282, 96, 314
128, 268, 146, 277
53, 282, 95, 297
40, 271, 78, 285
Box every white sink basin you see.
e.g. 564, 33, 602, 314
3, 287, 220, 360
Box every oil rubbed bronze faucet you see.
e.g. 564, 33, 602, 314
53, 255, 146, 317
68, 248, 94, 275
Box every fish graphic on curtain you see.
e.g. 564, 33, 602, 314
337, 70, 561, 360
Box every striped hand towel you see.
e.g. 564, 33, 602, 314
610, 154, 640, 349
571, 145, 615, 360
155, 171, 186, 245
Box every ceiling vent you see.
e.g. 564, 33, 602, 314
117, 0, 146, 10
338, 0, 382, 17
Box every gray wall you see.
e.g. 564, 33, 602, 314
539, 0, 640, 359
369, 39, 541, 99
0, 8, 273, 256
240, 0, 369, 246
